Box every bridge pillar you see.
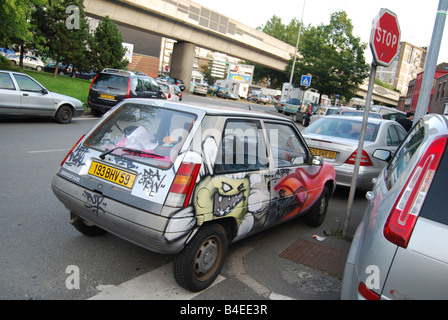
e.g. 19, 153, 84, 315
170, 41, 195, 91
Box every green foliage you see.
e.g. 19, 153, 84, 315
32, 0, 92, 76
90, 16, 128, 71
291, 11, 370, 103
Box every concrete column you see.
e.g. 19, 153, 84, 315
170, 41, 195, 91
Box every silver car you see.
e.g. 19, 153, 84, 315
341, 114, 448, 299
302, 116, 407, 190
0, 70, 84, 123
309, 106, 341, 124
6, 54, 45, 71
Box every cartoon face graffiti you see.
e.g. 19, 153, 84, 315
194, 173, 250, 225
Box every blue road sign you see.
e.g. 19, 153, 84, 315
300, 75, 312, 86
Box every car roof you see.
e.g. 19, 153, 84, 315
320, 115, 393, 124
124, 98, 289, 121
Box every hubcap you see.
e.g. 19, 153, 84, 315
194, 237, 220, 280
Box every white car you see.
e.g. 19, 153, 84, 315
0, 70, 84, 123
6, 54, 45, 71
157, 81, 181, 101
193, 83, 207, 96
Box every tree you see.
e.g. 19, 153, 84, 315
0, 0, 48, 67
90, 16, 128, 71
254, 16, 304, 88
291, 11, 370, 103
32, 0, 92, 77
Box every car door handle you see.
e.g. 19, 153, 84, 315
22, 93, 29, 96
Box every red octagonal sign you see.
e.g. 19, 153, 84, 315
370, 8, 401, 67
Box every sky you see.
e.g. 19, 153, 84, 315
193, 0, 447, 64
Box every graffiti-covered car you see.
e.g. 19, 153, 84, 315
51, 99, 336, 292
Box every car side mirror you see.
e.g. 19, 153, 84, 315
311, 155, 324, 166
42, 88, 48, 94
373, 149, 392, 162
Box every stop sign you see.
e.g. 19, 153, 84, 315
370, 8, 401, 67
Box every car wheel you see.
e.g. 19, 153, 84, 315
55, 105, 73, 124
173, 223, 227, 292
70, 213, 106, 237
36, 66, 42, 71
306, 186, 330, 227
292, 113, 298, 122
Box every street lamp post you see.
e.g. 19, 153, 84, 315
287, 0, 306, 101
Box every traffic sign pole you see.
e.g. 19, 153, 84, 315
343, 8, 400, 236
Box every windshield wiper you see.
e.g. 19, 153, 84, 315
99, 147, 163, 160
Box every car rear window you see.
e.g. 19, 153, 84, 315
84, 102, 197, 169
303, 118, 379, 141
94, 73, 128, 90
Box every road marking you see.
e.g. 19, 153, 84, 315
88, 262, 225, 300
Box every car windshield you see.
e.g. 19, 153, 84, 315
303, 118, 379, 141
84, 103, 197, 168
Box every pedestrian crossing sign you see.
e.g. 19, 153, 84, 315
300, 75, 312, 87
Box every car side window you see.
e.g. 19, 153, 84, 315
0, 73, 16, 90
265, 122, 307, 167
215, 119, 268, 174
387, 124, 401, 146
12, 74, 43, 92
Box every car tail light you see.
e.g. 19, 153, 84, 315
126, 78, 131, 98
61, 135, 85, 166
165, 162, 201, 208
358, 282, 380, 300
384, 137, 447, 248
88, 74, 99, 94
345, 149, 373, 166
168, 93, 171, 99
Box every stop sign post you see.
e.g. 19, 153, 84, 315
343, 9, 401, 236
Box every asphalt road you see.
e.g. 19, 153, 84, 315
0, 94, 368, 302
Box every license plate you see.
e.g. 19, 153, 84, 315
309, 147, 337, 160
88, 161, 136, 189
100, 94, 115, 100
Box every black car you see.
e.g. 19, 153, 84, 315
88, 68, 166, 116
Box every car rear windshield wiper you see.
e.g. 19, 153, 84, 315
99, 147, 163, 160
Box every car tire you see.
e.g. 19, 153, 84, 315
55, 105, 73, 124
36, 66, 42, 71
306, 186, 330, 227
70, 213, 107, 237
173, 223, 227, 292
292, 113, 298, 122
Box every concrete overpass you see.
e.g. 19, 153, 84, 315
357, 79, 401, 107
84, 0, 296, 88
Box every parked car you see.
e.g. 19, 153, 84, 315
253, 94, 269, 105
0, 70, 84, 123
302, 116, 407, 190
51, 99, 336, 292
216, 87, 229, 99
193, 83, 207, 96
227, 92, 239, 100
370, 105, 406, 121
293, 102, 320, 126
283, 98, 302, 116
339, 109, 382, 118
6, 54, 45, 71
310, 106, 341, 124
88, 68, 165, 116
157, 77, 185, 91
341, 114, 448, 300
157, 81, 181, 101
43, 62, 73, 75
274, 99, 287, 113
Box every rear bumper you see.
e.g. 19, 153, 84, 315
51, 174, 192, 255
